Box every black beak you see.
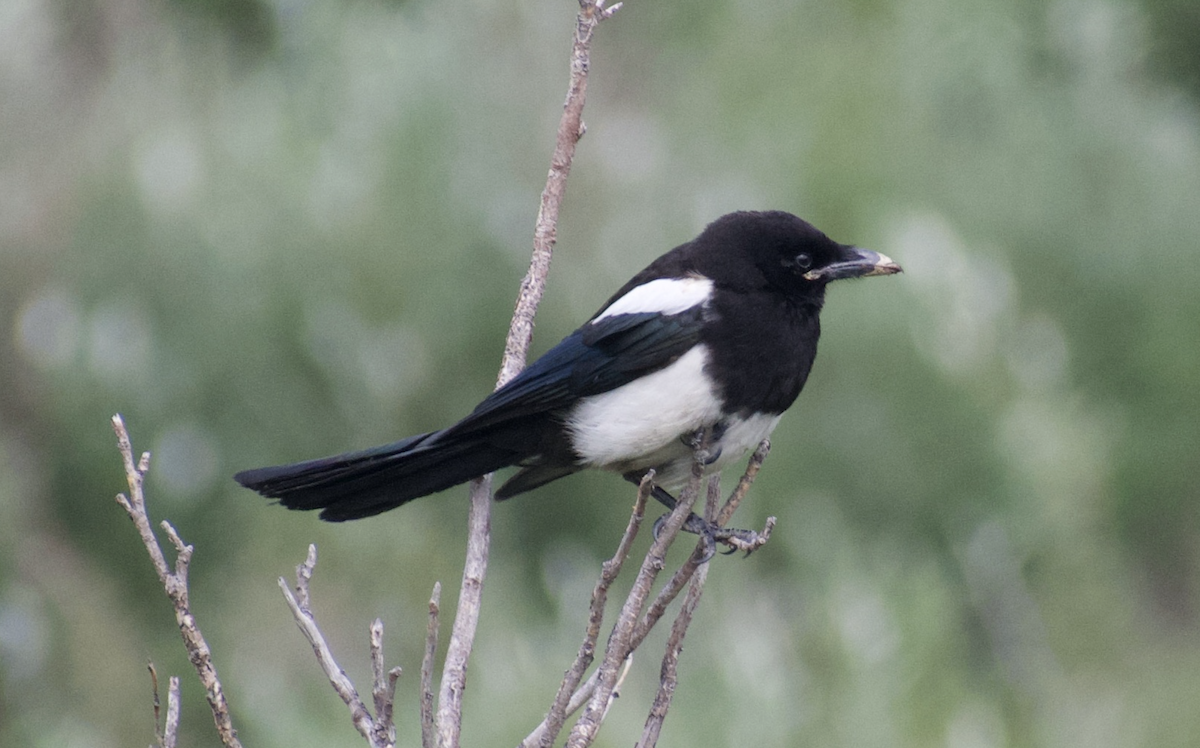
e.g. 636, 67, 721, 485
803, 245, 902, 282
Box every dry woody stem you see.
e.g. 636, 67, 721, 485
522, 437, 776, 748
111, 414, 243, 748
422, 582, 442, 748
279, 545, 403, 748
437, 2, 621, 747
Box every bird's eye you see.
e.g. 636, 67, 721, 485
793, 253, 813, 270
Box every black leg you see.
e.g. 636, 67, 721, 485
626, 473, 763, 560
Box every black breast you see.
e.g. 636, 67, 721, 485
700, 289, 822, 415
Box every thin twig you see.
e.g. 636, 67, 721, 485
635, 474, 721, 747
437, 475, 491, 748
422, 583, 442, 748
278, 545, 381, 746
149, 661, 162, 744
370, 619, 400, 747
717, 439, 770, 527
371, 620, 387, 729
705, 470, 722, 522
538, 439, 773, 746
565, 433, 711, 748
383, 667, 402, 744
111, 414, 243, 748
163, 676, 182, 748
522, 473, 652, 748
436, 2, 619, 746
630, 542, 706, 649
501, 0, 617, 386
603, 656, 634, 722
637, 558, 709, 748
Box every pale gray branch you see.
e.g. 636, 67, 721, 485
563, 434, 711, 748
422, 582, 442, 748
637, 558, 709, 748
532, 434, 773, 748
522, 473, 653, 748
163, 676, 182, 748
370, 619, 401, 747
435, 2, 619, 746
111, 414, 243, 748
279, 544, 397, 748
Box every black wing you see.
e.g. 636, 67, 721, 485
442, 306, 706, 437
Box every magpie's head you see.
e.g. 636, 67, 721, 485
694, 211, 901, 296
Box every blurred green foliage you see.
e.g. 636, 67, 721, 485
2, 0, 1199, 746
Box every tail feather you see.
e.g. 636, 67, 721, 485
235, 430, 520, 521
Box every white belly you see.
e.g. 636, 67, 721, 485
564, 345, 782, 486
567, 345, 721, 467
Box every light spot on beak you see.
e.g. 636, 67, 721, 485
803, 249, 904, 281
864, 252, 902, 277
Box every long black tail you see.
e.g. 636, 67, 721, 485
234, 430, 520, 521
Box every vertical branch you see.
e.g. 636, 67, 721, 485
636, 560, 709, 748
435, 2, 620, 746
499, 0, 622, 385
163, 676, 182, 748
437, 474, 492, 748
370, 619, 402, 747
422, 582, 442, 748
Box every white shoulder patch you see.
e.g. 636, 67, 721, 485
593, 276, 714, 322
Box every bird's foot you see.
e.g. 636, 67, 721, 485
652, 512, 775, 562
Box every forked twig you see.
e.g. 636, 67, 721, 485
111, 414, 243, 748
527, 436, 775, 748
522, 473, 653, 748
563, 433, 712, 748
279, 545, 401, 748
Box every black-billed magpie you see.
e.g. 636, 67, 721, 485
235, 211, 900, 526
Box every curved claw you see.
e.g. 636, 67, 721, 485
654, 511, 768, 560
652, 513, 667, 541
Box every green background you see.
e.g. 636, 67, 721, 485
2, 0, 1199, 745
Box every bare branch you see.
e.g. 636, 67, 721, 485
295, 543, 316, 613
634, 445, 776, 745
370, 619, 400, 747
111, 414, 243, 748
522, 473, 653, 748
637, 559, 709, 748
371, 619, 387, 718
634, 475, 719, 748
503, 0, 619, 385
705, 471, 722, 521
149, 661, 162, 744
278, 546, 381, 746
163, 677, 182, 748
564, 434, 711, 748
532, 436, 775, 747
422, 582, 442, 748
112, 415, 168, 580
717, 439, 770, 527
436, 2, 618, 745
275, 543, 409, 748
437, 475, 491, 748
